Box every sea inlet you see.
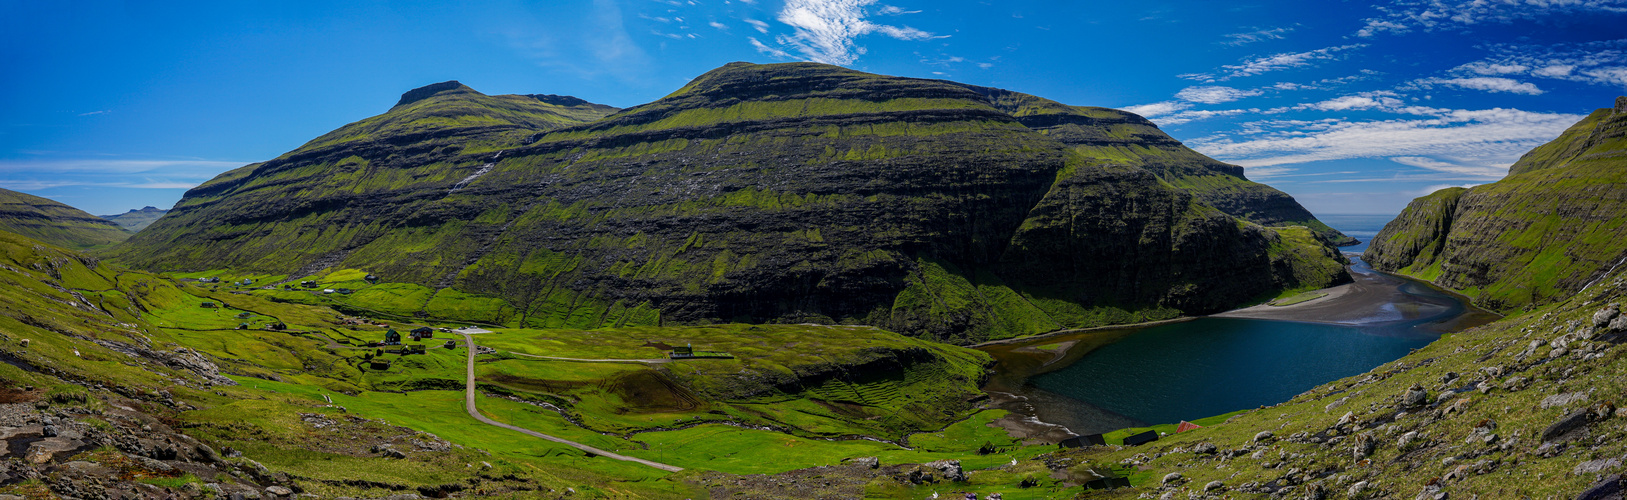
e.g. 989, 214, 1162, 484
979, 254, 1500, 438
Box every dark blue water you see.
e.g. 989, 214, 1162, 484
1321, 213, 1397, 254
990, 218, 1496, 434
1027, 317, 1435, 428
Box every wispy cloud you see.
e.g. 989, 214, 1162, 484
1185, 44, 1367, 81
761, 0, 940, 65
1357, 0, 1627, 37
1175, 85, 1262, 104
1443, 39, 1627, 90
1189, 106, 1582, 168
1409, 76, 1545, 94
500, 0, 651, 79
1122, 101, 1191, 118
77, 110, 110, 117
708, 21, 728, 30
749, 37, 792, 58
1389, 156, 1507, 177
876, 5, 920, 15
1221, 26, 1293, 46
744, 19, 771, 33
0, 159, 245, 176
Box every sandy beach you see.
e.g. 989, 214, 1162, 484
1210, 255, 1495, 327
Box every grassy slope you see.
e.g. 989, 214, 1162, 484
6, 227, 1051, 497
1047, 266, 1627, 499
1366, 105, 1627, 312
0, 187, 130, 249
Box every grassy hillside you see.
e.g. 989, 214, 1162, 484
1366, 100, 1627, 312
0, 228, 1070, 498
109, 62, 1348, 344
0, 187, 130, 249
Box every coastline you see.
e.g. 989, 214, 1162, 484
973, 255, 1501, 444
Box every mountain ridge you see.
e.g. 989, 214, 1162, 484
0, 187, 130, 249
110, 62, 1351, 343
1366, 97, 1627, 312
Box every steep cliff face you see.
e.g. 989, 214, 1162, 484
0, 188, 130, 249
1366, 99, 1627, 312
112, 63, 1348, 342
967, 86, 1356, 246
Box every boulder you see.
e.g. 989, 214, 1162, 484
1204, 480, 1224, 492
265, 486, 293, 497
1542, 409, 1594, 442
1593, 306, 1619, 327
1254, 431, 1274, 443
1576, 474, 1623, 500
1192, 442, 1216, 454
1162, 472, 1182, 485
1402, 384, 1429, 407
925, 459, 965, 482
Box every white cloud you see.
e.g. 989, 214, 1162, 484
1299, 93, 1403, 111
767, 0, 939, 65
1121, 101, 1191, 118
749, 37, 792, 58
1410, 76, 1544, 94
0, 159, 245, 176
1221, 26, 1293, 46
1357, 0, 1627, 38
1188, 44, 1367, 81
876, 5, 920, 15
1155, 108, 1253, 125
709, 21, 728, 30
744, 19, 771, 33
1175, 85, 1263, 104
1189, 106, 1583, 169
1390, 156, 1507, 177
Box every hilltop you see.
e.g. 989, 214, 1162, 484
1366, 97, 1627, 312
0, 187, 129, 249
99, 206, 168, 232
110, 62, 1351, 343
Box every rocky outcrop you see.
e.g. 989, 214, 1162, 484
1367, 98, 1627, 312
111, 62, 1348, 342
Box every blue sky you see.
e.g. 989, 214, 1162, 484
4, 0, 1626, 217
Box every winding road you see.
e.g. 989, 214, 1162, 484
459, 333, 684, 473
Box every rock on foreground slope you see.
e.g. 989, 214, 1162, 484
112, 62, 1349, 343
1367, 97, 1627, 313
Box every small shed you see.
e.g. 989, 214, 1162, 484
1058, 434, 1107, 448
1176, 421, 1203, 433
1122, 430, 1159, 446
335, 288, 353, 295
369, 358, 392, 370
300, 280, 317, 288
671, 346, 693, 358
200, 302, 217, 308
383, 330, 402, 345
365, 274, 379, 283
236, 312, 252, 319
443, 340, 456, 349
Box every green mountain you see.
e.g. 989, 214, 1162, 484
0, 187, 130, 249
99, 205, 168, 232
1365, 97, 1627, 312
111, 62, 1349, 343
